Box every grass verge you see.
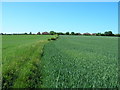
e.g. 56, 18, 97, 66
2, 35, 58, 88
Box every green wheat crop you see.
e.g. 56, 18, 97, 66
41, 35, 118, 88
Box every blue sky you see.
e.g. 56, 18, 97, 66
2, 2, 118, 34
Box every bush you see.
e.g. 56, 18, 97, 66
71, 32, 75, 35
48, 39, 51, 41
50, 31, 56, 35
104, 31, 113, 36
66, 32, 69, 35
51, 38, 56, 40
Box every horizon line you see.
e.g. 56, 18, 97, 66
1, 31, 119, 34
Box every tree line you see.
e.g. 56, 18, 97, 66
1, 31, 120, 37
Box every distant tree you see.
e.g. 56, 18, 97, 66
115, 34, 120, 37
92, 33, 96, 36
24, 33, 27, 35
37, 32, 41, 35
0, 33, 3, 35
56, 32, 64, 35
50, 31, 56, 35
101, 33, 105, 36
42, 32, 49, 35
83, 33, 91, 36
71, 32, 75, 35
74, 33, 77, 35
104, 31, 113, 36
29, 32, 32, 35
75, 33, 82, 35
66, 32, 69, 35
96, 33, 101, 36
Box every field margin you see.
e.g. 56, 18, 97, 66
0, 35, 2, 90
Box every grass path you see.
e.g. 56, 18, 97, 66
2, 35, 57, 88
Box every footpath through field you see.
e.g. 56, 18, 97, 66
2, 35, 57, 88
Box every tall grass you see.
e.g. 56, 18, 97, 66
2, 35, 57, 88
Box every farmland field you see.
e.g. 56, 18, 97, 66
2, 35, 57, 88
41, 36, 118, 88
2, 35, 119, 88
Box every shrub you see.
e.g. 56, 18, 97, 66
48, 39, 51, 41
51, 38, 56, 40
71, 32, 75, 35
50, 31, 56, 35
66, 32, 69, 35
104, 31, 113, 36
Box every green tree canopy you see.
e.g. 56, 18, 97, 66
71, 32, 75, 35
66, 32, 69, 35
104, 31, 113, 36
29, 32, 32, 35
50, 31, 56, 35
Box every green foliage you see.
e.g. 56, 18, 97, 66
71, 32, 75, 35
47, 35, 59, 41
115, 34, 120, 37
24, 33, 27, 35
104, 31, 113, 36
66, 32, 69, 35
50, 31, 56, 35
56, 32, 65, 35
29, 32, 32, 35
101, 33, 105, 36
96, 31, 114, 36
74, 33, 81, 35
41, 36, 118, 88
96, 33, 101, 36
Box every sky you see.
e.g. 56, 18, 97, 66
2, 2, 118, 34
1, 0, 120, 2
